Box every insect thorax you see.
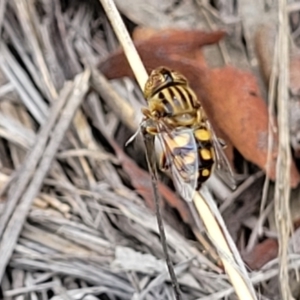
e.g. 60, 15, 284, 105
146, 86, 200, 127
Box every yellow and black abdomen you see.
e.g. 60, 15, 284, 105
194, 126, 215, 188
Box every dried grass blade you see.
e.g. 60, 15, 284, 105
0, 43, 48, 124
99, 0, 148, 89
0, 82, 72, 240
91, 68, 140, 132
4, 282, 59, 298
194, 189, 257, 300
275, 0, 294, 298
13, 0, 57, 100
0, 0, 7, 33
0, 69, 91, 281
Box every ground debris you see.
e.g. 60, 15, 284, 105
1, 1, 300, 300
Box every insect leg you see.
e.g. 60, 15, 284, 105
159, 152, 170, 171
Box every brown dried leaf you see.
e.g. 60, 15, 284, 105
99, 28, 300, 187
242, 239, 278, 270
197, 66, 296, 186
99, 28, 225, 79
244, 218, 300, 270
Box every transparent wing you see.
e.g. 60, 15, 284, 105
206, 121, 236, 189
156, 123, 198, 202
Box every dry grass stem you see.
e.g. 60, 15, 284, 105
194, 190, 257, 300
275, 0, 294, 298
91, 68, 142, 131
99, 0, 148, 90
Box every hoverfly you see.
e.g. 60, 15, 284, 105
126, 67, 234, 299
137, 66, 235, 202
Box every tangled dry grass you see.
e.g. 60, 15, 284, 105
1, 0, 300, 299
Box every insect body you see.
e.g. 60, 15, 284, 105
142, 66, 224, 201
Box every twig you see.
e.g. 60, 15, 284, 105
99, 0, 148, 90
98, 0, 182, 298
197, 1, 231, 65
260, 36, 278, 215
275, 0, 293, 299
195, 188, 257, 300
194, 189, 256, 300
246, 201, 274, 252
0, 69, 90, 281
246, 36, 279, 253
143, 130, 182, 300
219, 171, 264, 213
197, 254, 300, 300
